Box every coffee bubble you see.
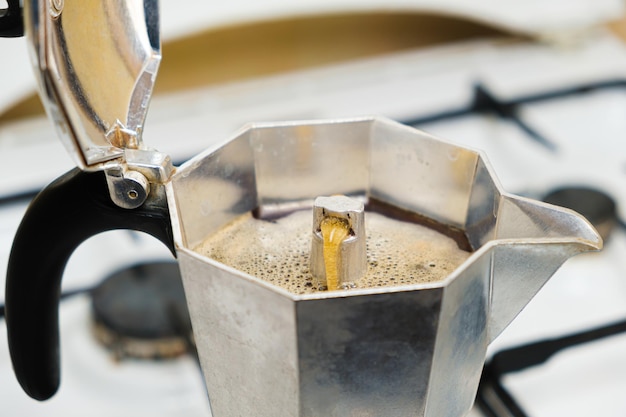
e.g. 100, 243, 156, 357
194, 209, 471, 295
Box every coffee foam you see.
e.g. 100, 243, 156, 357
194, 210, 471, 295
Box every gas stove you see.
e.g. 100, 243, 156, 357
2, 4, 626, 416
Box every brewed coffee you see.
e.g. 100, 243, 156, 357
194, 206, 471, 294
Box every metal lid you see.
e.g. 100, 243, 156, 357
25, 0, 161, 171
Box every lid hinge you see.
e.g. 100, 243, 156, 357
104, 149, 174, 209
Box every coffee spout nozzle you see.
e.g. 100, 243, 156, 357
310, 195, 367, 290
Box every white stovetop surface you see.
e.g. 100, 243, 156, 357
2, 3, 626, 416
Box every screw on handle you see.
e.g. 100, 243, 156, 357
4, 168, 176, 400
0, 0, 23, 37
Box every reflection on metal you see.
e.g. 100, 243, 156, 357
49, 0, 63, 19
24, 0, 161, 169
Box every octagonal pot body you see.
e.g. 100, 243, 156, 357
167, 117, 600, 417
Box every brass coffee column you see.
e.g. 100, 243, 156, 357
310, 195, 367, 290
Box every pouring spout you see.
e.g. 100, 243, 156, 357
495, 194, 603, 250
487, 194, 602, 342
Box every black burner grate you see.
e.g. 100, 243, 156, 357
476, 319, 626, 417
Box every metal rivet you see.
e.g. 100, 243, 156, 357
105, 169, 150, 209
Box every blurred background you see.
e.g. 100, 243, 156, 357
1, 0, 626, 415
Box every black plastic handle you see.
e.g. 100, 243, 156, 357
0, 0, 23, 38
4, 168, 176, 400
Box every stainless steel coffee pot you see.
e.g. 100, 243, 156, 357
5, 1, 602, 417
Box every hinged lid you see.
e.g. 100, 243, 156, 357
24, 0, 161, 171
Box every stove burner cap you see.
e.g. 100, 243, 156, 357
543, 186, 617, 241
91, 261, 193, 360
